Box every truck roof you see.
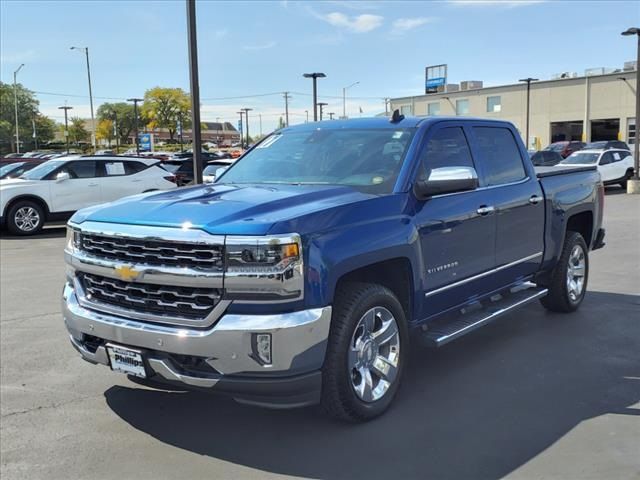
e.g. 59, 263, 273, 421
279, 116, 512, 132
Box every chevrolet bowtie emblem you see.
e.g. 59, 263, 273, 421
114, 265, 140, 282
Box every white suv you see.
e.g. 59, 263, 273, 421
559, 149, 634, 187
0, 155, 177, 235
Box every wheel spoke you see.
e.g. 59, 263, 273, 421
572, 265, 586, 277
371, 355, 397, 383
373, 319, 398, 346
361, 309, 376, 335
357, 367, 374, 402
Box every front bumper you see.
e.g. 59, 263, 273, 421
63, 281, 331, 408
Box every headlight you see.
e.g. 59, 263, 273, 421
224, 235, 303, 302
65, 225, 81, 253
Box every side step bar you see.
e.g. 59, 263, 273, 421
422, 283, 548, 347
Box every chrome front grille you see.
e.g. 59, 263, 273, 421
80, 272, 221, 321
80, 233, 223, 271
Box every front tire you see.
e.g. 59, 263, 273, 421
321, 282, 408, 422
6, 200, 45, 235
540, 231, 589, 313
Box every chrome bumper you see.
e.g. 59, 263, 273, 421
63, 281, 332, 381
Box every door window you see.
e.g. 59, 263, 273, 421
473, 127, 527, 185
63, 161, 98, 179
599, 152, 613, 165
103, 161, 126, 176
419, 127, 475, 178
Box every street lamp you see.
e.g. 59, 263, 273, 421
127, 98, 143, 155
342, 81, 359, 119
70, 47, 96, 153
317, 102, 328, 121
186, 0, 204, 184
518, 77, 538, 150
303, 72, 326, 122
58, 105, 73, 153
241, 108, 253, 147
13, 63, 24, 153
622, 27, 640, 192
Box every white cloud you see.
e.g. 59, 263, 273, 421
391, 17, 436, 35
448, 0, 546, 7
321, 12, 384, 33
242, 41, 277, 51
325, 1, 383, 10
214, 28, 228, 38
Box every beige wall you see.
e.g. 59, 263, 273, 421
391, 71, 637, 149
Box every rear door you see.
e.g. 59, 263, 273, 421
470, 124, 544, 285
414, 123, 497, 317
98, 160, 149, 202
49, 160, 102, 212
597, 152, 617, 182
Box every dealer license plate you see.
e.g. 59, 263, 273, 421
106, 344, 147, 378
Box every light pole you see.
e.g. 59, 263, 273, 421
58, 105, 73, 153
283, 92, 291, 127
70, 47, 96, 153
317, 102, 328, 121
328, 112, 335, 120
305, 110, 309, 123
518, 77, 538, 150
303, 72, 326, 122
13, 64, 25, 153
622, 27, 640, 192
127, 98, 143, 155
342, 81, 359, 119
241, 108, 252, 147
259, 113, 263, 137
186, 0, 204, 184
112, 109, 119, 153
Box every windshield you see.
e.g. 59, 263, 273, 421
584, 141, 606, 149
545, 143, 565, 152
20, 160, 67, 180
560, 152, 600, 165
0, 162, 25, 176
219, 128, 416, 193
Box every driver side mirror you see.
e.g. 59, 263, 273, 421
414, 166, 478, 200
55, 171, 70, 182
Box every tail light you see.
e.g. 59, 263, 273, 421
163, 175, 178, 184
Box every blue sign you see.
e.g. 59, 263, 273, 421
426, 77, 446, 91
138, 133, 152, 152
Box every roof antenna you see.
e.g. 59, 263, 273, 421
390, 108, 404, 123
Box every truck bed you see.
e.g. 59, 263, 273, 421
535, 165, 597, 178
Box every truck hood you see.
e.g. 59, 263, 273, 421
74, 183, 374, 235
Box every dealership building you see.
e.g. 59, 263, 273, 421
389, 64, 637, 150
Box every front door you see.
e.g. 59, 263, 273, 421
414, 124, 497, 319
49, 160, 102, 212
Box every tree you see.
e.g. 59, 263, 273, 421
68, 116, 89, 145
33, 114, 56, 145
97, 102, 137, 145
141, 87, 191, 141
0, 81, 41, 152
95, 119, 114, 146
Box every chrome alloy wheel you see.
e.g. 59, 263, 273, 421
14, 206, 41, 232
566, 244, 586, 301
349, 307, 400, 403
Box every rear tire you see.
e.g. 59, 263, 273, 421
321, 282, 408, 422
540, 231, 589, 313
6, 200, 45, 236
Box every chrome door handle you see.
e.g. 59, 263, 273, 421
477, 206, 495, 215
529, 195, 543, 205
88, 183, 99, 187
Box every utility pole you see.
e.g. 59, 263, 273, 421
282, 92, 291, 127
127, 98, 143, 155
303, 72, 326, 122
259, 113, 263, 137
328, 112, 335, 120
518, 77, 538, 150
305, 110, 309, 123
58, 105, 73, 153
342, 81, 359, 119
318, 102, 328, 121
186, 0, 204, 184
241, 108, 252, 147
32, 113, 38, 150
13, 64, 25, 153
621, 27, 640, 192
112, 110, 119, 153
71, 47, 96, 153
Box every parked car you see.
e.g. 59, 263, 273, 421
530, 150, 564, 166
0, 156, 177, 235
544, 141, 585, 158
162, 153, 232, 185
559, 148, 634, 187
583, 140, 630, 151
2, 153, 24, 159
63, 116, 605, 422
0, 160, 46, 179
202, 159, 235, 183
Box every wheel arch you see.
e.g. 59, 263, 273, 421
3, 195, 50, 219
565, 210, 594, 247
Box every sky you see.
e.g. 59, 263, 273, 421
1, 0, 639, 134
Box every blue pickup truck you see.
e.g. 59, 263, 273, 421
62, 114, 605, 422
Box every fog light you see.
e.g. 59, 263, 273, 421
252, 333, 272, 365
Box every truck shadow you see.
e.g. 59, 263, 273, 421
105, 291, 640, 480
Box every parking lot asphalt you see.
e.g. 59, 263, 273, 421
1, 188, 639, 480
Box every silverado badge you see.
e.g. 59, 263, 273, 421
114, 265, 140, 282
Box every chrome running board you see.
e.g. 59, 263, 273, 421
422, 283, 548, 347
